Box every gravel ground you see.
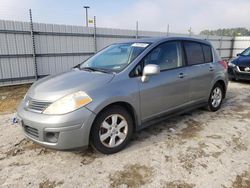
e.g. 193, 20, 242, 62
0, 81, 250, 188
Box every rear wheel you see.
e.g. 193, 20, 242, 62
90, 106, 133, 154
207, 83, 224, 112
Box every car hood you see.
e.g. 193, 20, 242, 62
234, 56, 250, 66
27, 69, 115, 101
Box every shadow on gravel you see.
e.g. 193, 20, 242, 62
131, 109, 205, 145
39, 179, 64, 188
3, 138, 55, 159
74, 147, 100, 165
164, 180, 195, 188
109, 164, 154, 188
231, 169, 250, 188
230, 80, 250, 85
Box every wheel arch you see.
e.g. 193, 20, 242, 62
215, 80, 227, 98
91, 101, 138, 133
210, 74, 228, 99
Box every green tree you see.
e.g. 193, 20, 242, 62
200, 28, 250, 36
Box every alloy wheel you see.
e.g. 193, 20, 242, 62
211, 87, 222, 108
99, 114, 128, 148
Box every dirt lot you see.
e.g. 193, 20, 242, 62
0, 84, 31, 115
0, 81, 250, 188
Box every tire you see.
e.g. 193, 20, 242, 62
207, 83, 224, 112
90, 106, 133, 154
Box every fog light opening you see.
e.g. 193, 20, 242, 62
45, 132, 59, 143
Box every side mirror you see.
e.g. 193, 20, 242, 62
141, 64, 160, 82
236, 53, 241, 56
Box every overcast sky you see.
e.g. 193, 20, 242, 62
0, 0, 249, 34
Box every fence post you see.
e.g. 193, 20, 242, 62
230, 33, 236, 58
219, 31, 223, 57
135, 21, 138, 39
167, 24, 170, 36
206, 33, 210, 40
188, 27, 192, 36
93, 16, 97, 53
29, 9, 38, 80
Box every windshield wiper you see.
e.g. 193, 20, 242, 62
81, 67, 111, 74
72, 64, 81, 70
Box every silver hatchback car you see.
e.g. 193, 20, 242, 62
17, 37, 228, 154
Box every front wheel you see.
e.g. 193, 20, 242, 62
207, 83, 224, 112
90, 106, 133, 154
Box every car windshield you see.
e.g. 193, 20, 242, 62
80, 42, 150, 72
241, 48, 250, 56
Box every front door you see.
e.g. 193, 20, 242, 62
138, 41, 190, 122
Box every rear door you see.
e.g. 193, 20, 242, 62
137, 41, 190, 122
183, 41, 214, 102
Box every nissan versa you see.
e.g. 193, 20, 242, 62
228, 47, 250, 81
17, 37, 228, 154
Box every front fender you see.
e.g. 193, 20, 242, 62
85, 77, 141, 126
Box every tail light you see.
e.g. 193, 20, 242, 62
219, 60, 228, 69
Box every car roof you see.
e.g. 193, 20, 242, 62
118, 36, 211, 46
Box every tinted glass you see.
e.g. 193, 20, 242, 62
184, 42, 204, 65
202, 44, 213, 63
241, 48, 250, 56
144, 41, 183, 71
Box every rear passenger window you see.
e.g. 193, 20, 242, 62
202, 44, 213, 63
184, 42, 204, 65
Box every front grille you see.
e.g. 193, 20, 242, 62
25, 97, 51, 113
238, 66, 245, 71
238, 66, 250, 72
23, 125, 39, 138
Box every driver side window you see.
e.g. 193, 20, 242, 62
144, 41, 183, 71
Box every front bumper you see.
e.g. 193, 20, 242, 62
17, 101, 96, 150
228, 66, 250, 81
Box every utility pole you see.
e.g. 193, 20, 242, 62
83, 6, 90, 27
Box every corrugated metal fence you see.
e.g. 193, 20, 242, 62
0, 19, 250, 86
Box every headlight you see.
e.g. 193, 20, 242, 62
228, 61, 236, 67
43, 91, 92, 115
228, 58, 236, 67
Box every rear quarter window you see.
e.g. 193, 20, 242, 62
184, 42, 204, 65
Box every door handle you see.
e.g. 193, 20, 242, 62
178, 73, 186, 78
209, 66, 214, 71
